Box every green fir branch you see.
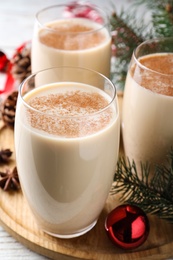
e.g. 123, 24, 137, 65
133, 0, 173, 37
109, 9, 146, 90
111, 149, 173, 223
152, 8, 173, 37
133, 0, 171, 8
110, 11, 145, 58
110, 1, 173, 90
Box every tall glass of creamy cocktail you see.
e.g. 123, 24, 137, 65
31, 4, 111, 77
122, 37, 173, 175
15, 67, 120, 238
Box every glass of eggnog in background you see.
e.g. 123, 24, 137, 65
14, 66, 120, 238
122, 37, 173, 176
31, 4, 111, 77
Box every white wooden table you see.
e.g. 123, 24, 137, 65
0, 0, 127, 259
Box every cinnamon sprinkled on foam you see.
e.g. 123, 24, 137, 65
27, 90, 113, 138
131, 53, 173, 96
39, 19, 106, 50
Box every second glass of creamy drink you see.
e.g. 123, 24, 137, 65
15, 66, 120, 238
31, 3, 111, 77
122, 37, 173, 176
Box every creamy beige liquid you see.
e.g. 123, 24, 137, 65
15, 82, 119, 236
122, 53, 173, 172
31, 18, 111, 77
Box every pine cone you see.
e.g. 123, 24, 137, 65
2, 91, 18, 128
11, 42, 31, 83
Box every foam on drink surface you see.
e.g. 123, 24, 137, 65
24, 83, 114, 138
131, 53, 173, 96
39, 18, 107, 50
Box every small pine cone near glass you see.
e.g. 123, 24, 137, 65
1, 91, 18, 128
11, 42, 31, 84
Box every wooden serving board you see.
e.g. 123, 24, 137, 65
1, 108, 173, 259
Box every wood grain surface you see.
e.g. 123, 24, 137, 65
1, 102, 173, 260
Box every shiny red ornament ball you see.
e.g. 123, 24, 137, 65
105, 204, 150, 250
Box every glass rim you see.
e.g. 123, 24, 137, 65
19, 66, 117, 119
133, 37, 173, 77
35, 3, 110, 35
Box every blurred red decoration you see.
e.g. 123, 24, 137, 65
0, 51, 14, 96
0, 42, 29, 96
0, 51, 10, 72
105, 204, 150, 250
64, 1, 103, 23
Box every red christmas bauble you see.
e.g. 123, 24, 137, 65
105, 204, 150, 250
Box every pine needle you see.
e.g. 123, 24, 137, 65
111, 149, 173, 223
